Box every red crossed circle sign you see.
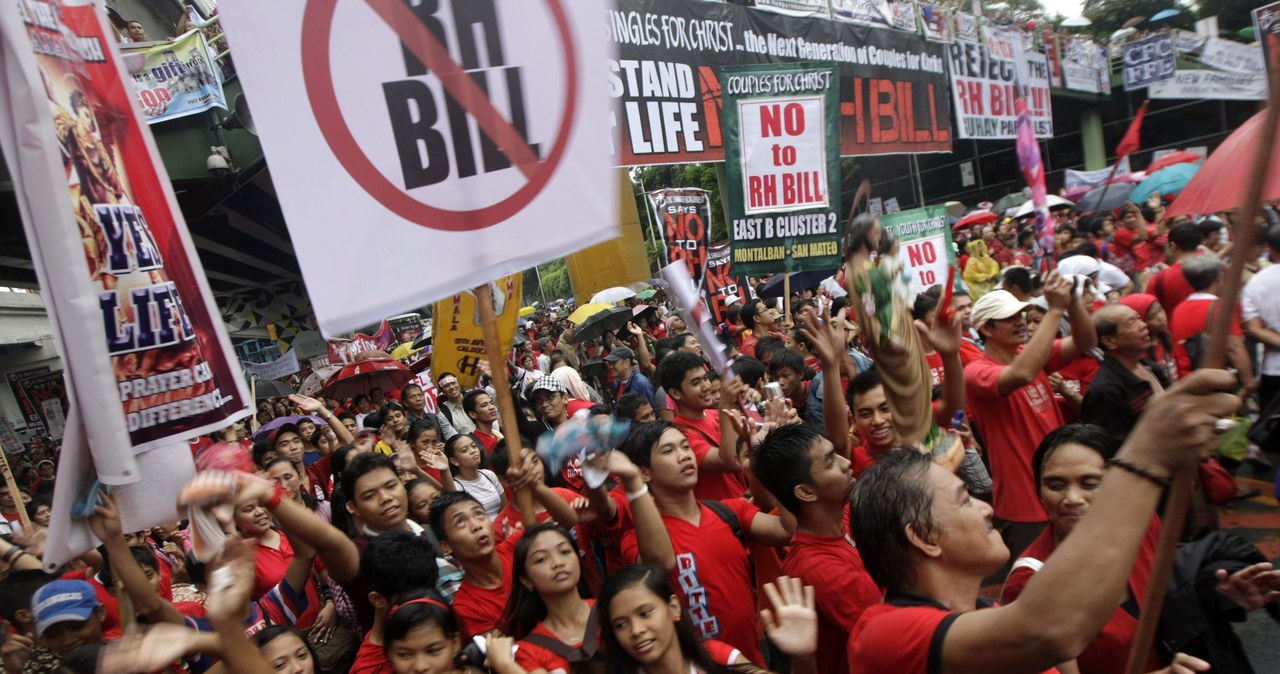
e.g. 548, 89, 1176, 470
300, 0, 578, 232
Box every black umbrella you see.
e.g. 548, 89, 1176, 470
993, 191, 1028, 215
1076, 182, 1135, 214
254, 379, 295, 399
757, 269, 838, 299
570, 307, 633, 343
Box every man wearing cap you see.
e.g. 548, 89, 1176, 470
523, 376, 595, 491
31, 579, 107, 658
963, 271, 1096, 560
605, 346, 655, 407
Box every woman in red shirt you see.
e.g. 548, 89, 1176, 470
234, 488, 325, 631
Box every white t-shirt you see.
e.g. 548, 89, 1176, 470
1243, 264, 1280, 376
452, 469, 504, 519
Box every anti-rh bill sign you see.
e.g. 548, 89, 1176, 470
722, 62, 842, 275
648, 188, 713, 284
948, 40, 1053, 139
878, 204, 957, 294
218, 0, 616, 336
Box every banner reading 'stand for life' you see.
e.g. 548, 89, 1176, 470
648, 189, 713, 283
948, 40, 1053, 139
431, 274, 523, 391
702, 242, 754, 325
723, 62, 843, 275
607, 0, 953, 166
119, 28, 226, 124
878, 205, 956, 295
0, 1, 249, 479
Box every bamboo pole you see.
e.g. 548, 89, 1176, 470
1124, 66, 1280, 674
475, 284, 537, 527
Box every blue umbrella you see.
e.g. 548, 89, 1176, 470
1132, 163, 1199, 203
1151, 8, 1181, 21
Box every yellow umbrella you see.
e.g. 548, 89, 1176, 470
519, 306, 537, 317
568, 302, 615, 325
390, 342, 422, 361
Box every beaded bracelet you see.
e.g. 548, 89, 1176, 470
1106, 457, 1172, 489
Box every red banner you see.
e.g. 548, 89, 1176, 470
702, 243, 753, 325
326, 320, 397, 364
0, 1, 249, 478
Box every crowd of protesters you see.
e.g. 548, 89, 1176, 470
2, 193, 1280, 674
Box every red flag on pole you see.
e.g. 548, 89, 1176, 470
1116, 101, 1150, 159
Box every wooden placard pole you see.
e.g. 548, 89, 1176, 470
1124, 68, 1280, 674
0, 451, 32, 532
783, 273, 792, 325
475, 284, 538, 527
249, 376, 259, 432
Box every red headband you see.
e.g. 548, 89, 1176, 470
388, 597, 450, 617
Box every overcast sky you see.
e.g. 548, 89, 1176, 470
1040, 0, 1085, 18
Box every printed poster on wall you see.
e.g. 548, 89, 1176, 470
6, 367, 50, 429
648, 188, 713, 284
702, 242, 754, 325
948, 40, 1053, 139
878, 205, 956, 294
723, 62, 843, 275
119, 28, 226, 124
608, 0, 953, 166
0, 1, 251, 482
430, 274, 523, 390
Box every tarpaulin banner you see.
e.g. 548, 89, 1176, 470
1198, 37, 1264, 74
243, 350, 301, 381
648, 188, 712, 283
830, 0, 891, 27
16, 371, 69, 436
0, 0, 250, 480
608, 0, 953, 166
1062, 37, 1110, 94
1063, 157, 1131, 190
919, 4, 952, 43
431, 274, 523, 390
1255, 1, 1280, 94
6, 367, 50, 429
702, 242, 753, 324
948, 40, 1052, 139
878, 204, 956, 295
326, 320, 396, 364
1042, 28, 1063, 88
723, 62, 843, 275
220, 0, 616, 337
118, 28, 226, 124
1123, 33, 1175, 90
1148, 69, 1267, 101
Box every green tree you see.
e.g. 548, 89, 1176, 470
1195, 0, 1262, 31
982, 0, 1050, 22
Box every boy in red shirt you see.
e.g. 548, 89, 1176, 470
618, 421, 792, 666
963, 274, 1095, 560
464, 389, 502, 452
350, 532, 446, 674
750, 425, 881, 674
657, 351, 748, 501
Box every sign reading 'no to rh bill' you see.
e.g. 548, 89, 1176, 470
219, 0, 616, 336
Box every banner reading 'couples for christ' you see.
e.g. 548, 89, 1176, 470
0, 1, 248, 479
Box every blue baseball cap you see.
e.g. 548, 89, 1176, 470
32, 579, 100, 637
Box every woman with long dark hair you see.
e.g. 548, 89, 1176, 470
381, 589, 483, 674
442, 433, 506, 519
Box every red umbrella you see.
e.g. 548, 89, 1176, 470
1165, 110, 1280, 218
318, 356, 412, 401
953, 210, 998, 231
1146, 151, 1201, 174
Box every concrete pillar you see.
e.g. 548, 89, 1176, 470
1080, 107, 1106, 170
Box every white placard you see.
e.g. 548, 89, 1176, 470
738, 97, 830, 215
217, 0, 618, 337
885, 197, 902, 213
1199, 38, 1264, 74
243, 350, 300, 381
1148, 69, 1267, 101
40, 399, 65, 441
0, 414, 20, 455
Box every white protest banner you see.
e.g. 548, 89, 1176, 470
0, 414, 20, 455
40, 399, 66, 441
243, 350, 301, 381
1063, 38, 1110, 94
878, 205, 955, 294
1174, 30, 1207, 54
1148, 69, 1267, 101
119, 29, 227, 124
984, 20, 1017, 61
1123, 33, 1176, 90
0, 1, 250, 479
948, 40, 1052, 139
218, 0, 617, 337
954, 12, 978, 42
890, 1, 917, 31
1064, 158, 1131, 190
831, 0, 891, 26
869, 197, 884, 216
1198, 37, 1264, 74
884, 197, 902, 213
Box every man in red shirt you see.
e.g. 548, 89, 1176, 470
1169, 255, 1256, 392
963, 274, 1095, 560
1147, 223, 1203, 315
737, 299, 784, 358
750, 425, 880, 674
464, 389, 501, 452
657, 351, 747, 501
847, 373, 1238, 674
618, 421, 792, 666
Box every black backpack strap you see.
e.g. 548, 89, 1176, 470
519, 604, 601, 662
702, 499, 746, 549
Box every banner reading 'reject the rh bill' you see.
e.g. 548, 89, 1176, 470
0, 0, 249, 480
